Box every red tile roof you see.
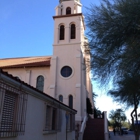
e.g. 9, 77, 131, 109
0, 56, 51, 68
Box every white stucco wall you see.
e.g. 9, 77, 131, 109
51, 44, 83, 121
0, 86, 76, 140
52, 0, 93, 122
55, 1, 82, 16
53, 15, 84, 45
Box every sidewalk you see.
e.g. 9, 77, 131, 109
109, 131, 135, 140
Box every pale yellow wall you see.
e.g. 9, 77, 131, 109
3, 67, 51, 95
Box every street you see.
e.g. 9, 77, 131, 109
109, 131, 135, 140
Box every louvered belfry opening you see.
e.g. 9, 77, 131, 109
0, 80, 28, 137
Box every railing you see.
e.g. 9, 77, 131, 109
78, 115, 87, 140
104, 111, 109, 140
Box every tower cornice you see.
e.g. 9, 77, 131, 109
53, 13, 82, 19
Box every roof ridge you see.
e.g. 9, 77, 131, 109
0, 55, 52, 60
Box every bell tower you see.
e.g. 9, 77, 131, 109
53, 0, 84, 45
50, 0, 91, 123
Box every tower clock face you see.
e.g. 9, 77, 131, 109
60, 66, 72, 77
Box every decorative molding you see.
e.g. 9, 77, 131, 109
53, 42, 81, 46
53, 13, 83, 19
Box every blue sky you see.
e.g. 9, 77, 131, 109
0, 0, 133, 120
0, 0, 100, 58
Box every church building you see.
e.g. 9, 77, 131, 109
0, 0, 93, 130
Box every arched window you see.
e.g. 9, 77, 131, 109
71, 24, 76, 39
59, 95, 63, 102
66, 7, 71, 15
60, 25, 65, 40
69, 95, 73, 108
36, 75, 44, 91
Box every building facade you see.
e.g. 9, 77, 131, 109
0, 0, 93, 126
0, 69, 76, 140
